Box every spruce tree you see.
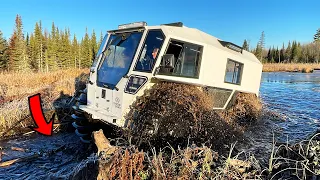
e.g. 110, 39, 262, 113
91, 30, 97, 60
255, 31, 265, 61
43, 29, 49, 72
280, 43, 285, 62
47, 22, 58, 71
33, 21, 44, 71
291, 41, 297, 62
61, 28, 72, 68
99, 31, 103, 46
285, 41, 291, 62
275, 47, 280, 63
0, 30, 8, 70
80, 28, 91, 68
314, 29, 320, 42
9, 15, 29, 71
71, 34, 79, 68
242, 39, 249, 51
267, 48, 271, 62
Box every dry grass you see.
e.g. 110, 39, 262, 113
73, 133, 320, 179
263, 63, 320, 73
0, 69, 89, 137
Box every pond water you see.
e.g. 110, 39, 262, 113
260, 71, 320, 142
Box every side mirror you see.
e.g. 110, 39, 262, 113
160, 54, 175, 69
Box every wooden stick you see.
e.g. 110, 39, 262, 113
93, 129, 118, 180
0, 154, 39, 167
93, 129, 117, 156
11, 147, 25, 152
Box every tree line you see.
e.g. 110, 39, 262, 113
1, 15, 319, 72
0, 15, 102, 72
243, 30, 320, 63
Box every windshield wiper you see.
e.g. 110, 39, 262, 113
102, 83, 119, 91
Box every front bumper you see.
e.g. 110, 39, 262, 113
79, 105, 125, 127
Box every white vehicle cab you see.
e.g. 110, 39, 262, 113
71, 22, 263, 142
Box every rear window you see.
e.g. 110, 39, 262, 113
224, 59, 243, 85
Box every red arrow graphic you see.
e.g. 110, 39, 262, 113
28, 93, 53, 136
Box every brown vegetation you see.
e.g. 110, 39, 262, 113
126, 82, 262, 153
72, 130, 320, 179
0, 69, 88, 137
263, 63, 320, 73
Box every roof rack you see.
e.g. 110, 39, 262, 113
218, 40, 243, 53
161, 22, 183, 27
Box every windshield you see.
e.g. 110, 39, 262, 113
92, 34, 108, 68
97, 31, 143, 88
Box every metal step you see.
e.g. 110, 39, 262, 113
71, 114, 86, 121
75, 128, 89, 137
72, 122, 91, 131
80, 136, 92, 144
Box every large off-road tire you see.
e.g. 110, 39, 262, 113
71, 88, 93, 143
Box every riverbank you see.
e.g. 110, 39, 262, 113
263, 63, 320, 73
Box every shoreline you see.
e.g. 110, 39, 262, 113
263, 63, 320, 73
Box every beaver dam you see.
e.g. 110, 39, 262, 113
1, 72, 320, 179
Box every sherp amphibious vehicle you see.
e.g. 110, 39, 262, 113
71, 22, 263, 142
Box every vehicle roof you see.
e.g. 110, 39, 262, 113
146, 25, 261, 65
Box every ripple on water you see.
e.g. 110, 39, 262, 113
260, 72, 320, 142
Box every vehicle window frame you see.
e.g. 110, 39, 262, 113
158, 38, 203, 79
96, 30, 144, 88
133, 29, 166, 73
224, 59, 243, 85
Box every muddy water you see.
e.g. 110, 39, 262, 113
0, 72, 319, 179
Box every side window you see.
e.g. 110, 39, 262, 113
224, 59, 243, 85
134, 30, 165, 72
159, 40, 203, 78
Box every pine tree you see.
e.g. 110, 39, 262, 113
61, 28, 72, 68
71, 34, 79, 68
291, 41, 298, 62
242, 39, 249, 51
280, 43, 285, 63
275, 47, 280, 63
25, 33, 32, 69
80, 28, 91, 68
9, 15, 29, 71
255, 31, 265, 61
285, 41, 291, 62
267, 48, 271, 62
291, 42, 302, 63
32, 21, 44, 72
0, 30, 9, 70
47, 22, 58, 71
314, 29, 320, 42
91, 30, 97, 60
99, 31, 103, 46
43, 29, 49, 72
